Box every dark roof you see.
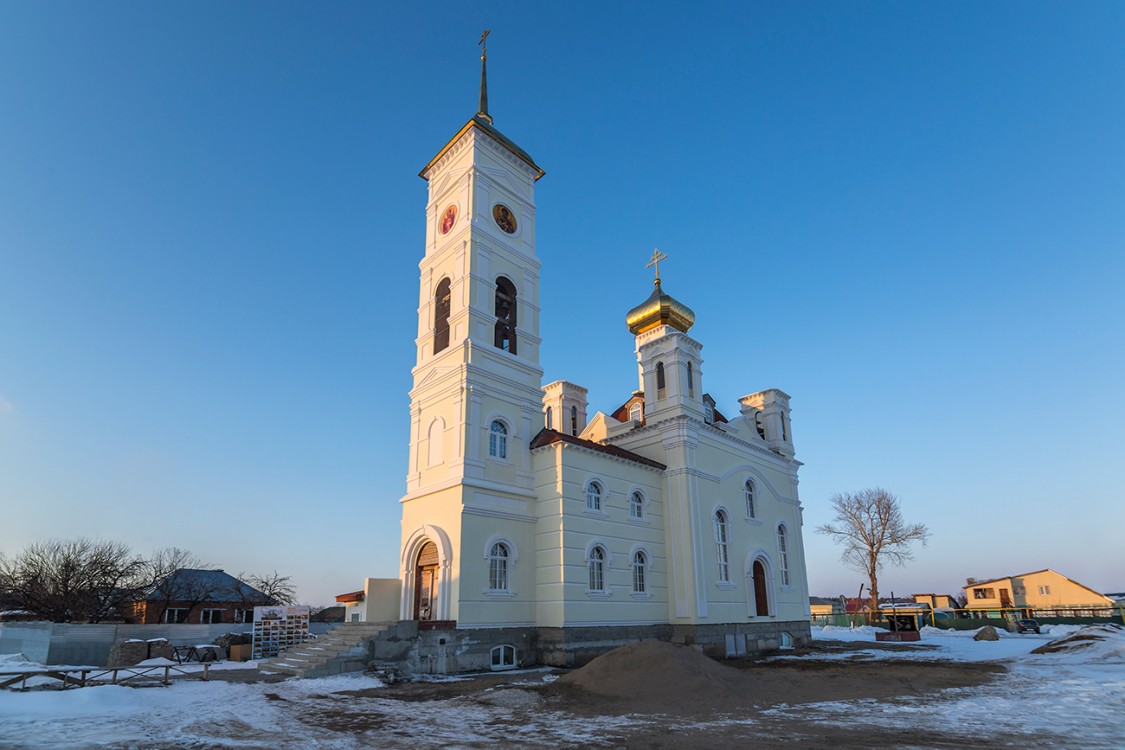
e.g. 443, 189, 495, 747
145, 569, 270, 603
420, 115, 545, 181
529, 428, 666, 470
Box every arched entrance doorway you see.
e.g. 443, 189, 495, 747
413, 541, 439, 621
752, 560, 769, 616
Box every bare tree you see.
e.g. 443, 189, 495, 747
817, 488, 930, 610
0, 539, 147, 622
139, 548, 218, 623
243, 571, 297, 606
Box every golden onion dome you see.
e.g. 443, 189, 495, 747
626, 278, 696, 335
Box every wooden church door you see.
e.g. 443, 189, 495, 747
752, 560, 769, 616
413, 542, 439, 621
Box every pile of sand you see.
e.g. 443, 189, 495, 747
1031, 624, 1125, 659
556, 640, 744, 701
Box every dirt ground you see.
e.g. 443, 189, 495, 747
285, 639, 1041, 750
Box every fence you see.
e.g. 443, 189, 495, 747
0, 621, 335, 667
813, 605, 1123, 630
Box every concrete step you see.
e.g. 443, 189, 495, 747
255, 622, 391, 678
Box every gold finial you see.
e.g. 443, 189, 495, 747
646, 248, 669, 282
479, 29, 490, 59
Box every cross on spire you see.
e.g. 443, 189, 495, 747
646, 248, 669, 282
477, 29, 492, 123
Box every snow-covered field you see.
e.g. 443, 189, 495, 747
0, 624, 1122, 749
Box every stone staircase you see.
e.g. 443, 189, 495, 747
257, 622, 389, 678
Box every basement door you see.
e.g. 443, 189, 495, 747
413, 541, 439, 621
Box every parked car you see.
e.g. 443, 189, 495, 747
1016, 618, 1041, 634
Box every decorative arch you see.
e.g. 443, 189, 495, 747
400, 525, 454, 621
426, 417, 445, 467
717, 464, 789, 506
583, 476, 608, 512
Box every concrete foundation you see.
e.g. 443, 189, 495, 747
368, 619, 812, 675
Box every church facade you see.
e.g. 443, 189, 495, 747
395, 59, 811, 665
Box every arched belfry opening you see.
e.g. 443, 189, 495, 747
413, 541, 440, 621
494, 276, 517, 354
434, 278, 451, 354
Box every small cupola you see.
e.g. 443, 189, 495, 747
626, 277, 696, 336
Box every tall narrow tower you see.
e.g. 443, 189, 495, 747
399, 35, 547, 625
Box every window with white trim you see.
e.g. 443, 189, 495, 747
490, 644, 516, 670
629, 490, 645, 520
745, 479, 756, 519
588, 546, 606, 592
656, 362, 666, 398
686, 362, 694, 397
489, 420, 508, 459
163, 608, 189, 624
714, 510, 730, 582
1038, 585, 1051, 596
629, 403, 642, 422
586, 481, 603, 511
545, 406, 553, 430
632, 550, 647, 593
488, 542, 510, 591
200, 608, 224, 624
777, 525, 790, 586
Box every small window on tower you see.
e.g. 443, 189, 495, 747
656, 362, 666, 398
687, 362, 694, 397
571, 405, 578, 436
545, 406, 553, 431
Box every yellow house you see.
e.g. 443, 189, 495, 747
809, 597, 846, 625
913, 593, 958, 609
963, 569, 1114, 615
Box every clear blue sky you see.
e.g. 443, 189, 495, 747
2, 2, 1122, 606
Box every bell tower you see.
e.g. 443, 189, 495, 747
399, 34, 547, 624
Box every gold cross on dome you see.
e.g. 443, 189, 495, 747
646, 248, 668, 280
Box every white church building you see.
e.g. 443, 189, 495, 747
380, 45, 810, 667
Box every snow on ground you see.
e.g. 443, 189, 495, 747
1, 625, 1122, 749
779, 624, 1125, 748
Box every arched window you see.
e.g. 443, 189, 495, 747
629, 491, 644, 520
632, 550, 647, 593
588, 546, 606, 592
586, 481, 603, 511
656, 362, 666, 397
571, 405, 578, 436
777, 525, 790, 586
489, 420, 508, 459
490, 644, 516, 670
494, 276, 517, 354
488, 542, 510, 591
745, 480, 756, 519
714, 510, 730, 582
704, 400, 714, 425
628, 403, 642, 423
433, 278, 451, 354
687, 362, 694, 397
545, 406, 553, 431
